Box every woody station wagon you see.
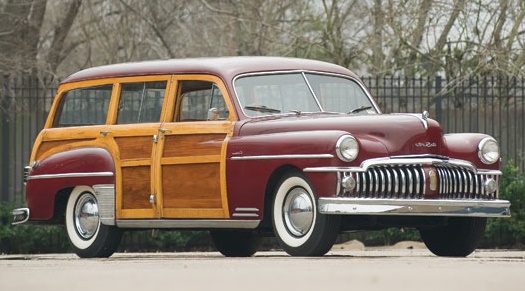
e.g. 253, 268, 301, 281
13, 57, 510, 258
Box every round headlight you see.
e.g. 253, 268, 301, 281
336, 135, 359, 162
478, 137, 500, 165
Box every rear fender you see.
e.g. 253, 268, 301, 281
25, 147, 115, 220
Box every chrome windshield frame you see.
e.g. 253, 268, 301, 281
232, 70, 380, 118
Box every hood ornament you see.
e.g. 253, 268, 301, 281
420, 110, 429, 129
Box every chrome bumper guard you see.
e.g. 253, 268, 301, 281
12, 208, 30, 225
318, 198, 511, 217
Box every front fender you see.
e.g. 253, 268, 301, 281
25, 147, 115, 220
225, 130, 389, 218
443, 133, 499, 170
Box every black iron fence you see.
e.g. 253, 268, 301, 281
1, 74, 524, 203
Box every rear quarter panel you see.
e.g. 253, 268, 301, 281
26, 147, 115, 220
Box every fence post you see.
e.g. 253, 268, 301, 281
435, 76, 442, 123
1, 73, 9, 202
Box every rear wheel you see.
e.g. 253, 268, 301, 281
65, 186, 122, 258
272, 171, 340, 256
210, 230, 261, 257
419, 217, 487, 257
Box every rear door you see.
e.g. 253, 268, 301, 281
104, 76, 172, 219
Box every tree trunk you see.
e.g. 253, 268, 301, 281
0, 0, 47, 75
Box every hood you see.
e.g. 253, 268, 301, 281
237, 113, 445, 156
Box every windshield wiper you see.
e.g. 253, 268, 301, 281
348, 105, 373, 114
245, 105, 281, 114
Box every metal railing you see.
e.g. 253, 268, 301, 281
1, 74, 524, 203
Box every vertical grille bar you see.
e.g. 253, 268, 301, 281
406, 167, 414, 197
385, 167, 393, 197
378, 167, 386, 196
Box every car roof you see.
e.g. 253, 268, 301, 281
61, 56, 358, 84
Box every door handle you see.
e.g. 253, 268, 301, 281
100, 130, 111, 136
159, 128, 172, 133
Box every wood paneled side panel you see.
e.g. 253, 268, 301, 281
163, 134, 225, 157
115, 136, 152, 160
162, 163, 221, 209
121, 166, 151, 209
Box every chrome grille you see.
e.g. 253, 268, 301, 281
353, 165, 426, 199
435, 165, 498, 199
345, 164, 498, 200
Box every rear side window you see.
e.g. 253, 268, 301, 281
117, 81, 166, 124
54, 85, 112, 127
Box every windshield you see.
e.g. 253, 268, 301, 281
234, 72, 377, 117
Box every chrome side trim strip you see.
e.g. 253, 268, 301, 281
235, 207, 259, 212
318, 197, 511, 218
116, 219, 261, 229
231, 154, 334, 161
27, 171, 114, 180
233, 207, 260, 218
232, 213, 260, 218
304, 157, 502, 175
93, 184, 115, 226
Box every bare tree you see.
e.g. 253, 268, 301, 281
2, 0, 525, 79
0, 0, 81, 76
200, 0, 308, 57
0, 0, 47, 74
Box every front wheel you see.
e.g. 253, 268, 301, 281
65, 186, 122, 258
419, 217, 487, 257
272, 172, 341, 256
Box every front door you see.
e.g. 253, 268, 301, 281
155, 75, 235, 219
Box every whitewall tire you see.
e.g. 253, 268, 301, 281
65, 186, 122, 258
272, 171, 341, 256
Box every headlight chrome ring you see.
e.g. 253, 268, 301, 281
336, 135, 359, 162
478, 137, 500, 165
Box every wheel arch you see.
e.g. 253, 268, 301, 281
260, 165, 303, 229
51, 187, 74, 223
26, 147, 116, 221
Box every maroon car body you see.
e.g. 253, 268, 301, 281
13, 57, 510, 258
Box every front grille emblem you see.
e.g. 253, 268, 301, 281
429, 170, 438, 191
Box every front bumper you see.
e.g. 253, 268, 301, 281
318, 198, 511, 217
12, 208, 30, 225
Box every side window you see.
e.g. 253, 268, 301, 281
54, 85, 112, 127
179, 80, 228, 121
117, 81, 166, 124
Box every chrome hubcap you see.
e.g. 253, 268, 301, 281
74, 193, 99, 240
283, 187, 314, 237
